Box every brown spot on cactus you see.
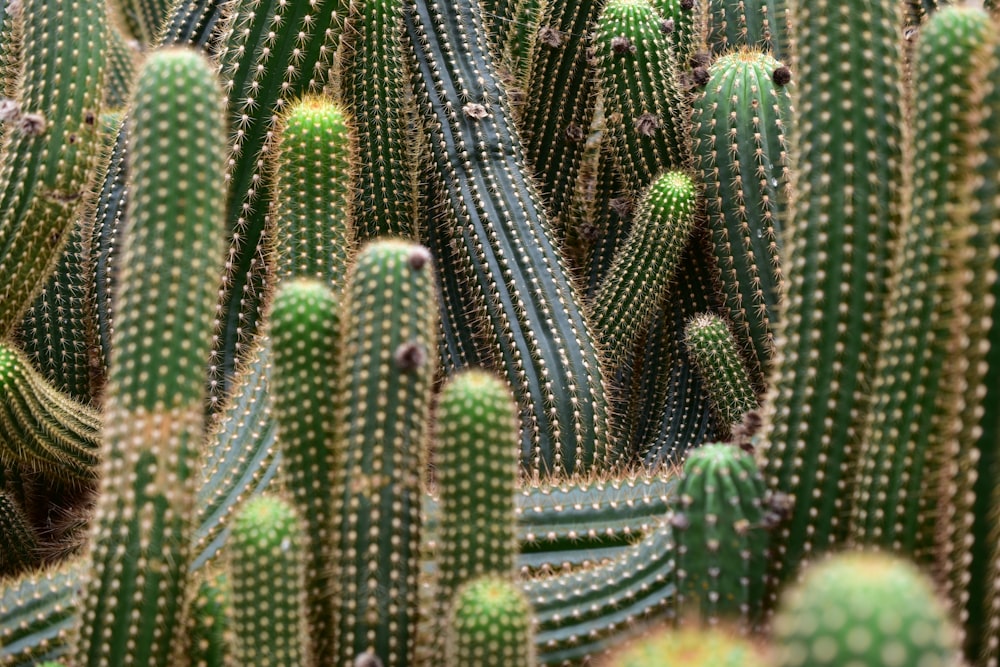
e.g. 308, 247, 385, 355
681, 0, 694, 9
634, 113, 660, 137
463, 102, 488, 119
19, 113, 46, 136
612, 35, 636, 54
689, 51, 711, 68
564, 123, 585, 142
691, 66, 710, 86
538, 26, 564, 47
660, 18, 675, 34
772, 66, 791, 85
408, 245, 432, 271
394, 341, 427, 371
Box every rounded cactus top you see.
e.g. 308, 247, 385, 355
601, 625, 769, 666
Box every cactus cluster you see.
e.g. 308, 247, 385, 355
1, 0, 1000, 666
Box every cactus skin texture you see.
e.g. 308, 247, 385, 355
272, 97, 355, 286
851, 6, 992, 567
672, 442, 767, 628
0, 491, 39, 577
0, 343, 101, 484
227, 495, 310, 667
403, 0, 614, 476
0, 0, 106, 337
108, 0, 174, 45
600, 625, 769, 667
187, 571, 231, 667
269, 279, 341, 658
705, 0, 787, 61
332, 240, 438, 667
592, 171, 697, 378
593, 0, 686, 193
74, 47, 226, 667
772, 552, 960, 667
691, 48, 792, 382
0, 561, 81, 666
433, 370, 520, 655
683, 314, 758, 437
446, 576, 536, 667
758, 0, 906, 600
336, 0, 420, 241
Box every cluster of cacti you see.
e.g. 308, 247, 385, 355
2, 0, 1000, 666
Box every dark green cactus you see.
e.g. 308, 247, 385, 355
683, 313, 758, 436
227, 495, 310, 667
851, 6, 992, 564
0, 0, 107, 337
758, 0, 907, 601
108, 0, 174, 45
332, 239, 437, 667
672, 442, 768, 627
705, 0, 787, 60
593, 0, 686, 193
272, 97, 355, 286
269, 279, 341, 657
0, 561, 81, 666
772, 552, 960, 667
691, 48, 792, 382
74, 46, 225, 667
187, 571, 231, 667
446, 576, 536, 667
0, 491, 39, 577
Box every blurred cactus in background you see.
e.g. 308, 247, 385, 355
0, 0, 998, 665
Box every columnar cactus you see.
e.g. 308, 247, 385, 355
683, 314, 758, 436
446, 576, 536, 667
74, 47, 225, 667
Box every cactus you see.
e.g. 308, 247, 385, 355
0, 0, 107, 337
671, 442, 768, 627
227, 495, 310, 667
772, 551, 960, 667
758, 0, 907, 600
0, 491, 39, 577
74, 47, 225, 667
603, 625, 769, 666
0, 561, 81, 666
331, 240, 438, 667
704, 0, 787, 60
187, 571, 231, 667
593, 0, 685, 193
591, 171, 697, 378
683, 314, 758, 436
690, 48, 792, 382
269, 279, 342, 657
446, 576, 536, 667
851, 6, 992, 564
108, 0, 174, 45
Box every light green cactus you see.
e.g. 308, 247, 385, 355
446, 576, 536, 667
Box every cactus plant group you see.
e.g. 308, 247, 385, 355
1, 0, 1000, 666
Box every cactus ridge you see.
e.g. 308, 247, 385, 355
683, 313, 758, 436
758, 0, 907, 599
0, 561, 81, 666
672, 442, 768, 627
0, 491, 39, 577
705, 0, 786, 60
108, 0, 175, 45
0, 0, 107, 337
75, 47, 226, 667
269, 279, 342, 657
227, 495, 310, 667
691, 48, 792, 382
447, 576, 537, 667
331, 239, 438, 667
851, 7, 993, 563
772, 552, 959, 667
272, 97, 355, 287
594, 0, 686, 193
402, 0, 614, 476
186, 571, 231, 667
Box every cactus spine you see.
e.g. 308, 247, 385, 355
331, 240, 437, 667
0, 0, 106, 337
758, 0, 906, 599
74, 47, 225, 666
227, 495, 310, 667
705, 0, 787, 60
691, 48, 792, 381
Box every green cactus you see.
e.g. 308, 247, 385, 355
691, 48, 792, 382
0, 561, 81, 666
187, 571, 231, 667
772, 552, 960, 667
650, 0, 702, 76
0, 491, 39, 577
0, 343, 101, 484
272, 97, 355, 285
332, 239, 438, 667
591, 171, 697, 378
446, 576, 536, 667
683, 314, 758, 436
227, 495, 310, 667
672, 443, 768, 627
337, 0, 420, 240
705, 0, 787, 60
108, 0, 174, 45
758, 0, 907, 601
851, 6, 992, 564
74, 47, 225, 667
269, 279, 341, 657
593, 0, 686, 193
104, 23, 141, 108
604, 626, 769, 666
0, 0, 106, 337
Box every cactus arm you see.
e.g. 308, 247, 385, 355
447, 577, 536, 667
0, 0, 107, 337
402, 0, 614, 475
